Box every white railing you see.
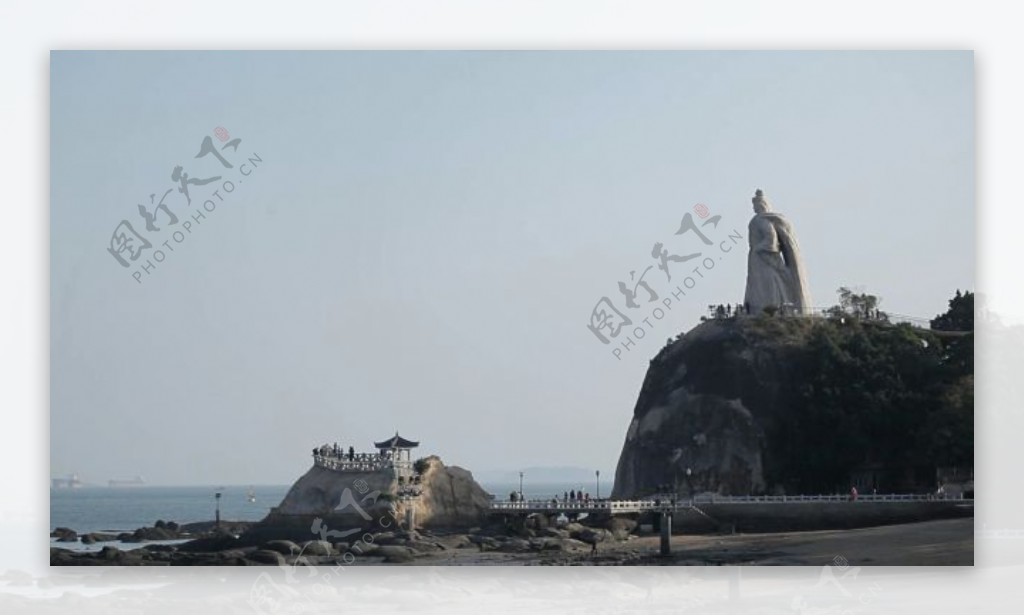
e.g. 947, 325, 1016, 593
490, 499, 656, 512
313, 454, 413, 473
684, 493, 972, 504
489, 493, 972, 512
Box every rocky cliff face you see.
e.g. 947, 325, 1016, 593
270, 465, 396, 517
612, 312, 970, 498
612, 316, 815, 499
394, 456, 494, 528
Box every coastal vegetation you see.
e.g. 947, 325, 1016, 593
764, 290, 974, 493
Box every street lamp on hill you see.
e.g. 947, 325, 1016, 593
519, 471, 524, 500
596, 470, 601, 500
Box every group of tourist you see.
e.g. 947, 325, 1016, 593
508, 489, 599, 504
708, 301, 805, 319
709, 303, 747, 319
314, 442, 357, 460
563, 489, 592, 502
547, 490, 597, 507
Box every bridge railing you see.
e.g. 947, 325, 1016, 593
684, 493, 971, 504
489, 499, 650, 511
488, 493, 972, 511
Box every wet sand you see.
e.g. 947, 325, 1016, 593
413, 518, 973, 566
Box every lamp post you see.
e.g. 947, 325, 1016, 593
519, 471, 524, 501
685, 468, 693, 499
596, 470, 601, 500
214, 490, 222, 529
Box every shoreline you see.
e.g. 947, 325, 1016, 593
50, 517, 973, 566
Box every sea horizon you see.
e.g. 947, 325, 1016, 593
50, 480, 602, 536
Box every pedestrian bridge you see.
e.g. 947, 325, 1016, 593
490, 493, 972, 515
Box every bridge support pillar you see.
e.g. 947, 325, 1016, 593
405, 505, 416, 530
660, 511, 672, 556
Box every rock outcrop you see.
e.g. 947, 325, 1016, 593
253, 455, 492, 542
395, 456, 493, 528
613, 314, 834, 499
612, 317, 777, 498
612, 311, 970, 498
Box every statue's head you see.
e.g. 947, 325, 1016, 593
752, 188, 773, 214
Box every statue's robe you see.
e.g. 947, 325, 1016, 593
744, 212, 811, 315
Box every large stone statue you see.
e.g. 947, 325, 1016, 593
743, 189, 811, 315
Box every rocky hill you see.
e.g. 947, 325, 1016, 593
612, 313, 973, 498
251, 455, 492, 542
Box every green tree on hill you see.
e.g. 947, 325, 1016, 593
827, 286, 887, 321
763, 289, 973, 493
931, 290, 974, 332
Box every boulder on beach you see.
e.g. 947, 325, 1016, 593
263, 539, 301, 555
606, 517, 638, 540
300, 540, 332, 556
248, 550, 287, 566
376, 545, 417, 563
50, 527, 77, 541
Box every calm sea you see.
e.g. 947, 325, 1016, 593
49, 481, 593, 535
50, 485, 291, 534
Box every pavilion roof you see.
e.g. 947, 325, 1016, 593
374, 433, 419, 449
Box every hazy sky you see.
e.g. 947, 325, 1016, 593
51, 51, 973, 486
